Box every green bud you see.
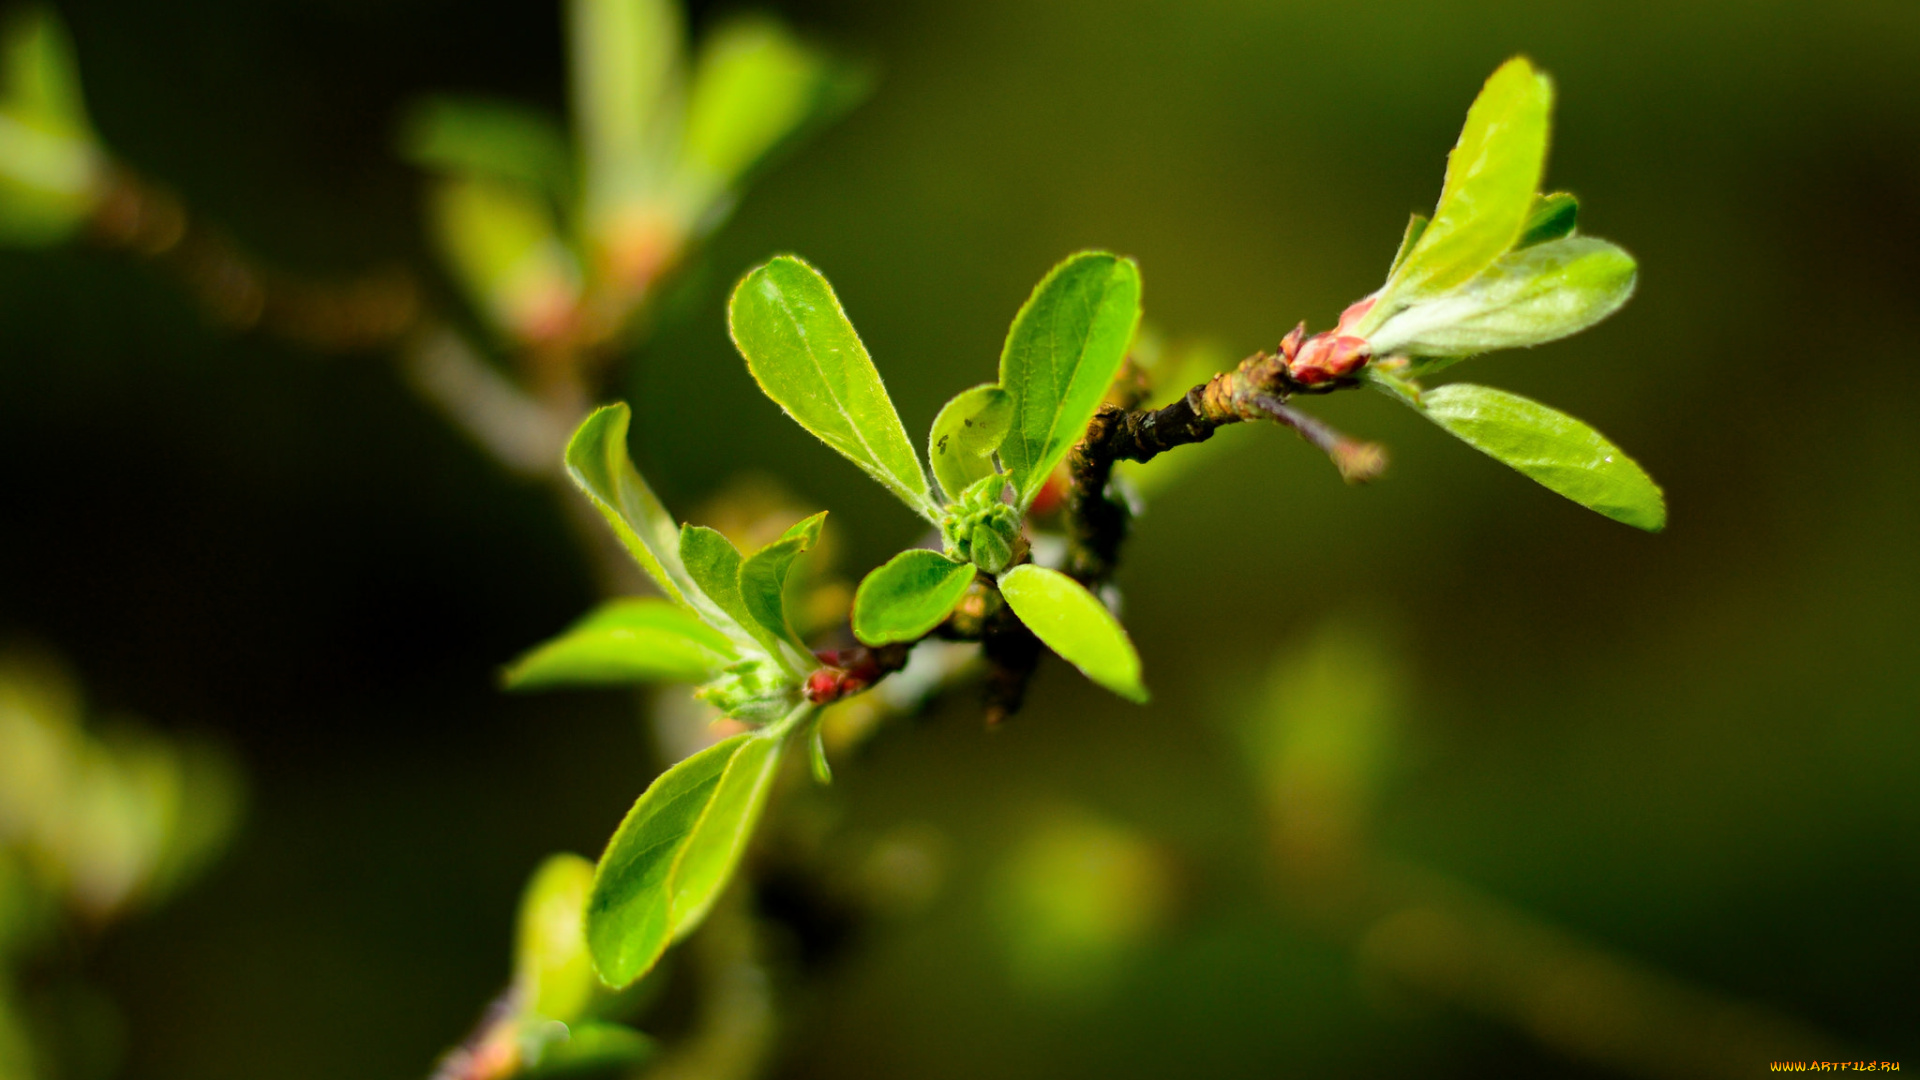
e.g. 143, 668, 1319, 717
939, 475, 1021, 572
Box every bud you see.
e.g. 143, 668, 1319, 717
940, 474, 1022, 573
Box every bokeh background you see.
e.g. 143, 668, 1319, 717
2, 0, 1916, 1077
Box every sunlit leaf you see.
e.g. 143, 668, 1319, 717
566, 405, 706, 614
1367, 237, 1636, 359
737, 511, 827, 661
1364, 57, 1552, 331
399, 96, 574, 212
1387, 213, 1430, 278
1412, 382, 1665, 531
514, 853, 598, 1023
678, 525, 754, 635
568, 0, 683, 222
996, 565, 1147, 703
928, 383, 1013, 503
729, 255, 937, 520
998, 252, 1143, 509
1518, 190, 1578, 248
851, 549, 977, 645
585, 728, 789, 987
503, 598, 737, 690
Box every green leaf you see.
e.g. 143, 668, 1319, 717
1518, 191, 1578, 247
0, 8, 101, 247
737, 511, 827, 662
998, 252, 1143, 509
680, 18, 862, 199
1366, 237, 1636, 359
678, 525, 754, 635
1387, 214, 1430, 279
429, 175, 581, 341
806, 722, 832, 785
504, 598, 737, 690
729, 255, 938, 521
566, 405, 707, 614
851, 549, 977, 645
1365, 57, 1552, 332
514, 853, 598, 1023
568, 0, 684, 223
928, 383, 1013, 502
585, 728, 789, 988
996, 565, 1147, 703
522, 1021, 657, 1077
399, 96, 575, 213
1411, 383, 1665, 531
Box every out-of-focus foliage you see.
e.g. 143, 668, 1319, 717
989, 806, 1175, 1000
0, 651, 241, 1080
0, 7, 101, 246
403, 0, 865, 347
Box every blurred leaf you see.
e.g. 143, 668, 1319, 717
807, 722, 832, 785
504, 598, 737, 690
729, 255, 937, 521
400, 96, 575, 212
1412, 383, 1665, 531
680, 17, 863, 206
997, 566, 1147, 703
927, 384, 1012, 503
514, 853, 598, 1023
522, 1021, 656, 1077
1518, 191, 1578, 247
1387, 213, 1430, 279
1367, 237, 1636, 359
429, 175, 581, 342
586, 729, 787, 988
852, 549, 977, 645
1366, 58, 1552, 330
737, 511, 827, 662
991, 807, 1171, 999
998, 252, 1143, 510
0, 8, 101, 246
569, 0, 683, 222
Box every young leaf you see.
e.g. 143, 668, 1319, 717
1388, 214, 1431, 279
1366, 237, 1636, 358
737, 511, 827, 661
996, 565, 1148, 704
513, 853, 598, 1023
429, 175, 582, 342
661, 731, 786, 944
680, 18, 861, 197
679, 525, 756, 637
568, 0, 683, 221
851, 549, 977, 645
567, 405, 702, 610
1364, 58, 1553, 332
998, 252, 1143, 509
1518, 191, 1578, 248
807, 722, 832, 785
399, 96, 575, 213
928, 383, 1013, 502
729, 255, 939, 521
503, 598, 737, 690
1411, 383, 1665, 531
585, 729, 788, 988
523, 1021, 657, 1077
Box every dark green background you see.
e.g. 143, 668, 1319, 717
1, 0, 1914, 1076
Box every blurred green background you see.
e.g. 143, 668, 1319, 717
1, 0, 1915, 1077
